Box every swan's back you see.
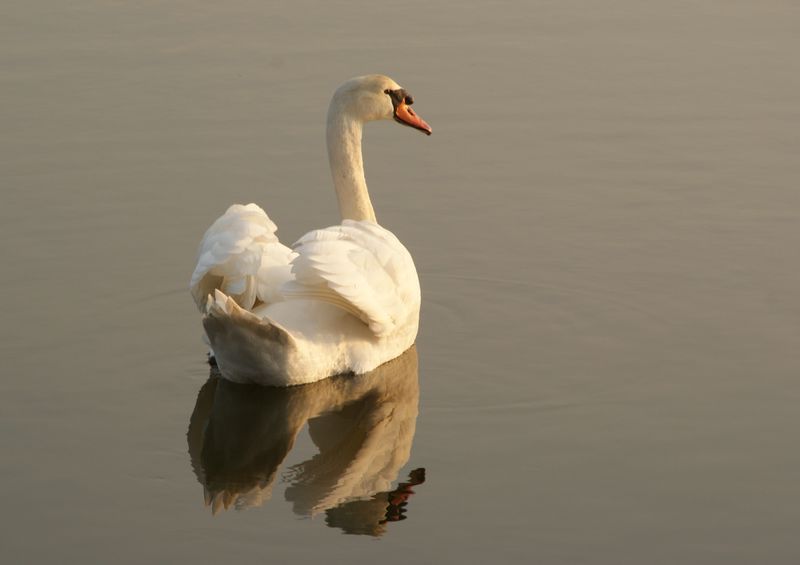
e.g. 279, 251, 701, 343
193, 215, 420, 386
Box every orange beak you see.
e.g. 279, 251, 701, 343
394, 102, 432, 136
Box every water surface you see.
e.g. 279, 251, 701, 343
2, 1, 799, 563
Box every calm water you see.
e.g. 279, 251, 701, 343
3, 1, 800, 563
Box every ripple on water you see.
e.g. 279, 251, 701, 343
419, 272, 683, 414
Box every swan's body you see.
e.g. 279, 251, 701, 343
190, 75, 431, 386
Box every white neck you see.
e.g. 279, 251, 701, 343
326, 106, 376, 222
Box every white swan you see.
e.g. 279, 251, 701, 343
189, 75, 432, 386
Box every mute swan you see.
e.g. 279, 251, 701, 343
190, 75, 431, 386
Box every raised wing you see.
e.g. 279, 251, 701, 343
190, 203, 296, 311
281, 220, 420, 337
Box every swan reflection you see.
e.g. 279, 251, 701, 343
187, 346, 424, 535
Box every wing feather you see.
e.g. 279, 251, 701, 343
190, 203, 296, 311
282, 220, 420, 337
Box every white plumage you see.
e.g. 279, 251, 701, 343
190, 203, 296, 310
189, 75, 431, 386
283, 220, 419, 336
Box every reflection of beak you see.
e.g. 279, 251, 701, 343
394, 102, 432, 135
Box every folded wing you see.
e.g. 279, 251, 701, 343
281, 220, 420, 337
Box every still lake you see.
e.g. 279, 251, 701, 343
2, 1, 799, 563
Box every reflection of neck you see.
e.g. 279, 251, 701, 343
326, 107, 376, 222
189, 348, 421, 520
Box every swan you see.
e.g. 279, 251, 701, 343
189, 75, 432, 386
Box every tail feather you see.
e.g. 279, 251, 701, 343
203, 290, 296, 385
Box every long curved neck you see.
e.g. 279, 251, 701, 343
326, 107, 376, 222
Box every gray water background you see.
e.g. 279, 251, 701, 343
2, 1, 799, 563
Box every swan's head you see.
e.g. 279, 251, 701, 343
330, 75, 432, 135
